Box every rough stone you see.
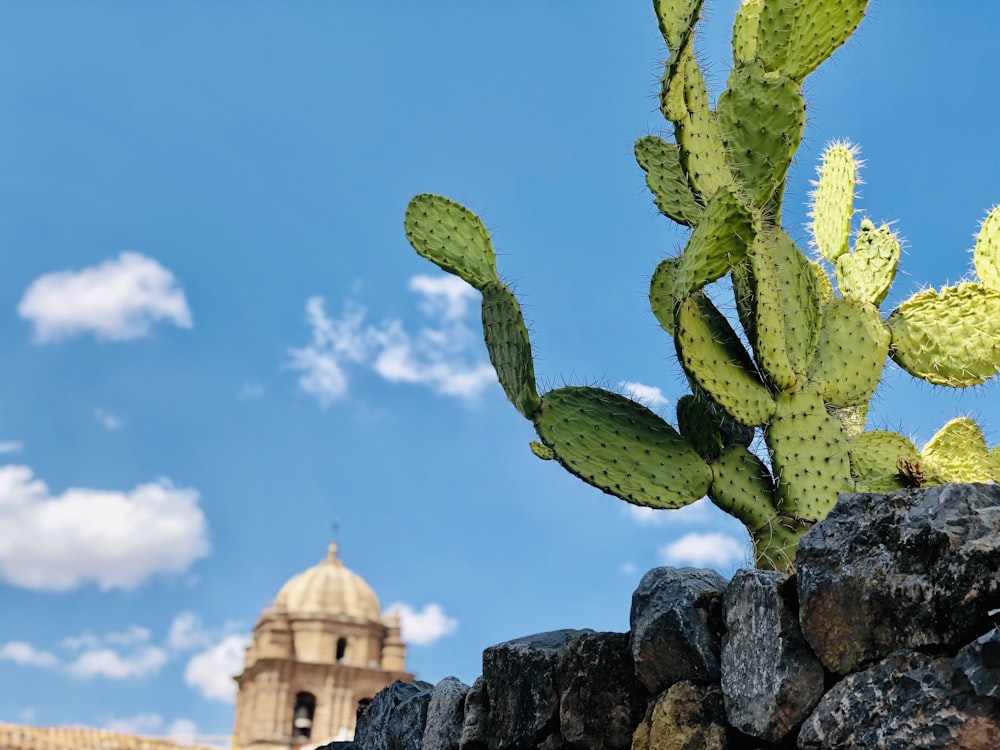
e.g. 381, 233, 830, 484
459, 676, 488, 750
481, 629, 589, 750
630, 567, 727, 693
796, 483, 1000, 674
721, 570, 825, 742
354, 680, 434, 750
797, 650, 1000, 749
956, 627, 1000, 700
631, 681, 728, 750
554, 631, 647, 750
423, 677, 471, 750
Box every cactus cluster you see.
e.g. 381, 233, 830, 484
403, 0, 1000, 572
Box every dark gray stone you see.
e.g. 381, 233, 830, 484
956, 628, 1000, 700
481, 629, 589, 750
459, 676, 488, 750
555, 631, 647, 750
630, 567, 727, 693
423, 677, 471, 750
721, 569, 825, 742
354, 680, 434, 750
796, 483, 1000, 674
797, 650, 1000, 749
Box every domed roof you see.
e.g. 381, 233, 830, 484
273, 543, 382, 622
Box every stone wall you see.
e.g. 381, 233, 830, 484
321, 483, 1000, 750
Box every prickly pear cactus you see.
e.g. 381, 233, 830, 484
403, 0, 1000, 573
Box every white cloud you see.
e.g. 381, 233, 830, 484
167, 612, 213, 652
620, 562, 639, 576
0, 465, 209, 591
104, 625, 151, 647
288, 274, 497, 406
93, 408, 124, 430
385, 602, 459, 646
103, 713, 166, 736
625, 497, 713, 526
17, 707, 35, 722
0, 641, 60, 668
619, 381, 669, 409
66, 645, 168, 679
659, 532, 748, 569
18, 252, 192, 343
168, 718, 200, 744
0, 441, 23, 454
184, 634, 250, 703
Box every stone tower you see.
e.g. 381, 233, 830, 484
231, 543, 413, 749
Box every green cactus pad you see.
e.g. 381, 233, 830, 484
828, 404, 868, 439
756, 0, 868, 81
716, 62, 805, 207
404, 194, 499, 291
650, 257, 682, 336
848, 430, 919, 493
529, 441, 555, 460
767, 383, 852, 522
835, 220, 900, 307
653, 0, 703, 56
481, 281, 540, 419
533, 386, 712, 509
886, 282, 1000, 386
634, 136, 704, 227
674, 189, 755, 297
990, 446, 1000, 481
675, 292, 776, 427
676, 394, 724, 461
731, 0, 763, 65
974, 204, 1000, 291
810, 142, 856, 262
809, 297, 889, 407
708, 444, 777, 532
810, 261, 835, 305
921, 417, 993, 484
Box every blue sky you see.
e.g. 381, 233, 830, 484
2, 0, 999, 743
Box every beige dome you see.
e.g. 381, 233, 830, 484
273, 543, 382, 621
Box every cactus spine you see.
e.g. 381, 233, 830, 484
403, 0, 1000, 572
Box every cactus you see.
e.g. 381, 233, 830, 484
402, 0, 1000, 572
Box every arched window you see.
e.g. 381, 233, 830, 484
336, 637, 347, 662
292, 692, 316, 741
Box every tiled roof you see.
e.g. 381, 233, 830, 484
0, 723, 225, 750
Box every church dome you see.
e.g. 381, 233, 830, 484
273, 543, 382, 622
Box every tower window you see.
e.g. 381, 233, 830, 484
292, 692, 316, 741
336, 637, 347, 661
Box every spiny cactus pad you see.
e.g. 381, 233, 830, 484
674, 189, 755, 297
809, 297, 889, 407
481, 281, 540, 419
887, 283, 1000, 386
810, 142, 856, 262
635, 136, 704, 226
921, 417, 992, 484
755, 0, 868, 81
650, 257, 682, 336
709, 444, 776, 532
404, 195, 498, 291
848, 430, 919, 493
835, 220, 900, 307
533, 386, 712, 508
974, 205, 1000, 291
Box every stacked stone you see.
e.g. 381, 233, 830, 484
322, 484, 1000, 750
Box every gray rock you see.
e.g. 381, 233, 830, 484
796, 483, 1000, 674
631, 681, 728, 750
423, 677, 471, 750
721, 569, 825, 742
797, 650, 1000, 749
555, 631, 647, 750
355, 680, 434, 750
630, 567, 727, 693
956, 628, 1000, 700
459, 676, 488, 750
482, 630, 589, 750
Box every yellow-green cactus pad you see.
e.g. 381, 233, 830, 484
835, 220, 900, 307
481, 281, 540, 419
650, 257, 682, 336
810, 261, 835, 305
810, 141, 856, 263
756, 0, 868, 81
989, 446, 1000, 481
731, 0, 763, 65
676, 292, 775, 427
533, 386, 712, 509
634, 136, 704, 227
653, 0, 704, 58
886, 283, 1000, 386
716, 62, 805, 207
404, 194, 499, 291
709, 444, 777, 533
676, 394, 724, 461
974, 204, 1000, 291
848, 430, 919, 493
828, 404, 868, 440
674, 189, 755, 297
809, 298, 889, 407
767, 383, 852, 522
921, 417, 992, 484
529, 441, 554, 460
